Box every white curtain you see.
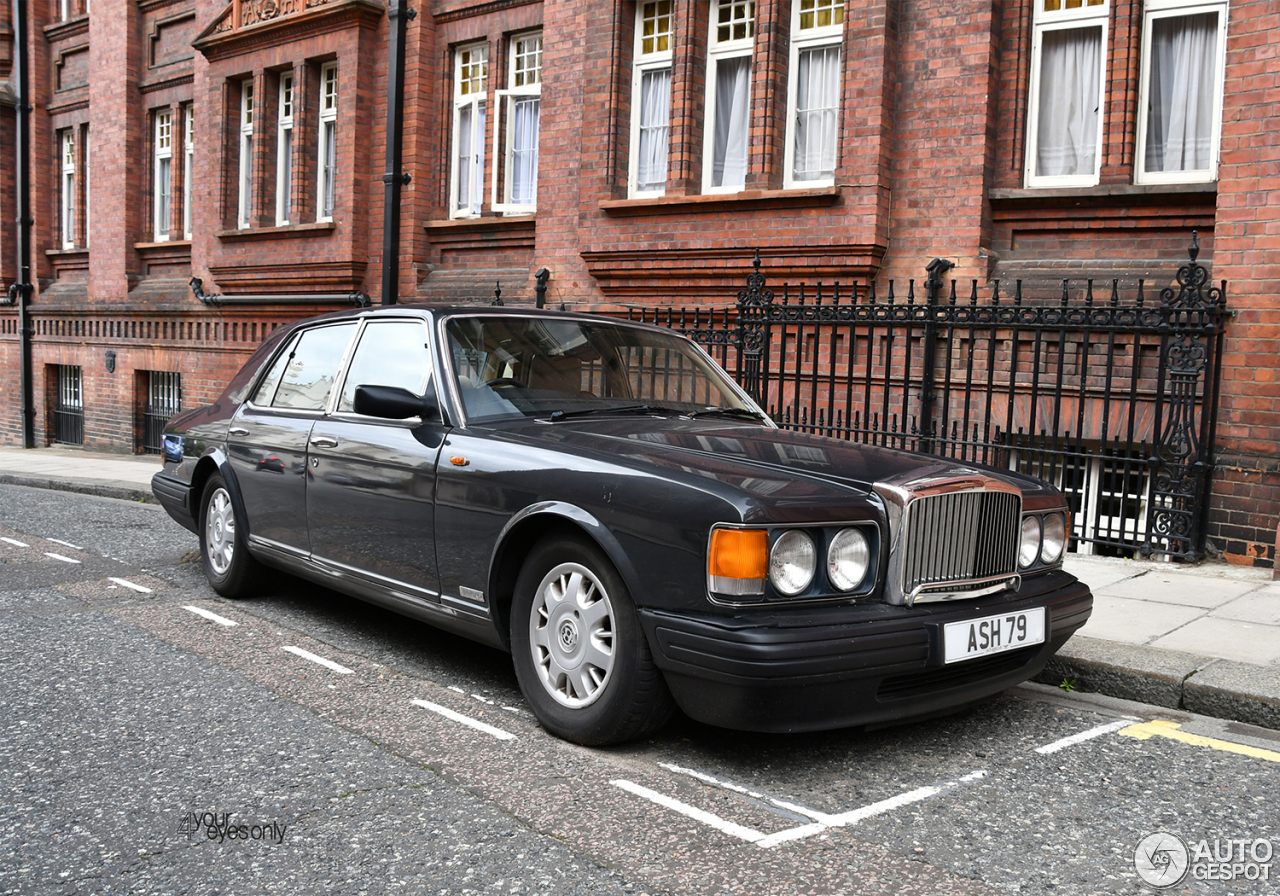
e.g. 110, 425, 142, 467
456, 103, 485, 214
793, 45, 840, 182
637, 68, 671, 192
1145, 12, 1217, 173
1035, 26, 1102, 178
712, 55, 750, 188
511, 97, 540, 204
322, 120, 336, 217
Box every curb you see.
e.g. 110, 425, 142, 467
0, 473, 156, 505
1035, 634, 1280, 731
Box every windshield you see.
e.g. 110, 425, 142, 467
444, 316, 756, 423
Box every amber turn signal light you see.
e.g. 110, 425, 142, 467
708, 528, 768, 596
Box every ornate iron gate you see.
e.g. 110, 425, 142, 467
627, 237, 1228, 560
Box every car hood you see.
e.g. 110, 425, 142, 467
492, 417, 1059, 503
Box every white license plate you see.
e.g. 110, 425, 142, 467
943, 607, 1045, 664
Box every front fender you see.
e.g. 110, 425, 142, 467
191, 448, 253, 543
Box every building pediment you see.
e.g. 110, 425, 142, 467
193, 0, 384, 59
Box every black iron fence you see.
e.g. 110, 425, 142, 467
627, 237, 1228, 561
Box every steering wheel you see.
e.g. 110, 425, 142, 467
481, 377, 524, 389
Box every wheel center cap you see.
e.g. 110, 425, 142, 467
558, 618, 578, 651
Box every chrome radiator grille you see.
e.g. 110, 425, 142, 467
899, 489, 1021, 602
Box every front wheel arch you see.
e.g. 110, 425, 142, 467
487, 505, 645, 651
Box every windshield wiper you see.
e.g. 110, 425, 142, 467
548, 404, 682, 422
688, 406, 766, 422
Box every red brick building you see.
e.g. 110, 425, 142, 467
0, 0, 1276, 565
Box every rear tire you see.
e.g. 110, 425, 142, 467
510, 536, 675, 746
199, 472, 265, 599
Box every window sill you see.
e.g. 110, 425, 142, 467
135, 240, 192, 250
214, 221, 337, 242
599, 185, 840, 215
424, 215, 536, 231
45, 248, 89, 257
989, 182, 1217, 202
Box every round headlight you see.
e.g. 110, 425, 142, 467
770, 530, 817, 596
1019, 516, 1042, 569
827, 528, 871, 592
1041, 513, 1066, 564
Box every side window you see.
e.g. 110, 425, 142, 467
251, 333, 301, 406
270, 323, 357, 410
338, 320, 432, 413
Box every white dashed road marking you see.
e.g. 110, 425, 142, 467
611, 779, 766, 844
411, 699, 516, 741
1, 537, 29, 547
109, 577, 153, 594
46, 538, 83, 550
183, 605, 239, 627
282, 645, 354, 675
1035, 719, 1136, 755
44, 552, 81, 564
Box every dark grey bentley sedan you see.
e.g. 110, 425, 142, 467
152, 306, 1091, 745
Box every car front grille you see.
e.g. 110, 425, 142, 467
874, 469, 1023, 606
901, 490, 1021, 600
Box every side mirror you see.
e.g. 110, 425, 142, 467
353, 384, 442, 423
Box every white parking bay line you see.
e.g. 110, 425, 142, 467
611, 779, 765, 844
281, 645, 354, 675
44, 552, 81, 564
1, 537, 29, 547
618, 768, 988, 849
46, 538, 83, 550
183, 605, 238, 627
1035, 719, 1136, 755
109, 577, 153, 594
411, 699, 516, 741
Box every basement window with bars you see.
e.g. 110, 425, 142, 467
53, 365, 84, 446
142, 372, 182, 454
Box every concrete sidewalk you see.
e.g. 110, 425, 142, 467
3, 444, 1278, 731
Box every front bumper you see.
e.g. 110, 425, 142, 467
637, 570, 1092, 733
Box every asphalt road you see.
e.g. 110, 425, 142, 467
1, 484, 1277, 896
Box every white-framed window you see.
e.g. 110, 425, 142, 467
702, 0, 753, 193
60, 130, 76, 249
784, 0, 842, 187
317, 64, 337, 222
277, 73, 294, 225
237, 80, 254, 229
60, 0, 71, 21
154, 109, 172, 241
629, 0, 672, 197
83, 127, 90, 248
1025, 0, 1108, 188
1135, 0, 1227, 184
451, 43, 488, 218
183, 105, 194, 240
491, 31, 541, 213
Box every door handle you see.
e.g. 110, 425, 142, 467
310, 436, 339, 449
229, 427, 249, 436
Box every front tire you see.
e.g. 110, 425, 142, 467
511, 536, 674, 746
199, 472, 264, 599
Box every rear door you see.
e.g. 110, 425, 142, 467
227, 322, 358, 557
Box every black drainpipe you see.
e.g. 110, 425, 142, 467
7, 0, 36, 447
380, 0, 413, 305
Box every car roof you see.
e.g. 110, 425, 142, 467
282, 303, 675, 334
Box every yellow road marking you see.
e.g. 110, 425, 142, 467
1119, 719, 1280, 763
